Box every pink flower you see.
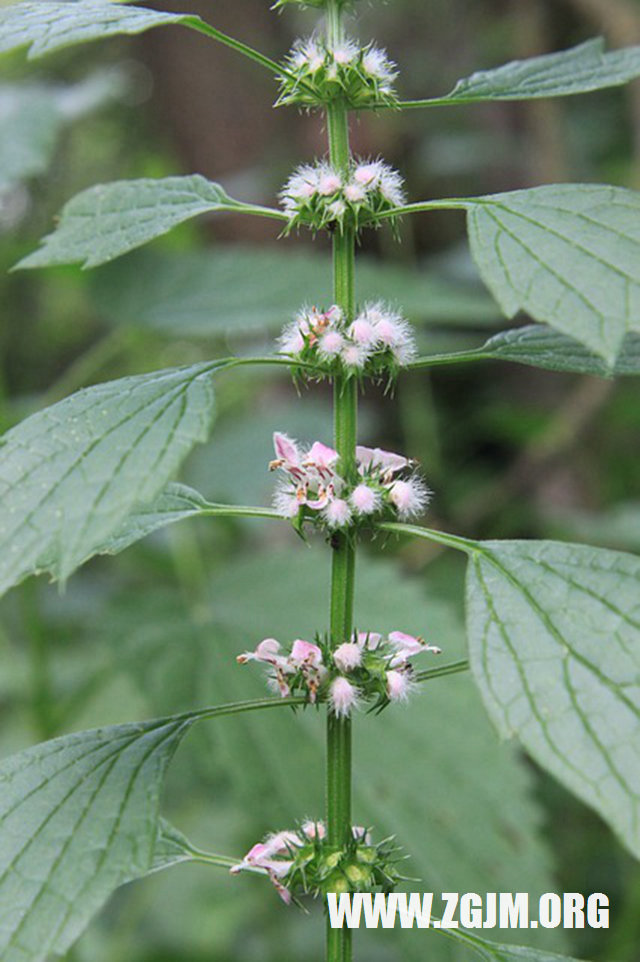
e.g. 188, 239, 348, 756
344, 182, 367, 203
350, 483, 380, 516
318, 329, 345, 358
322, 497, 352, 529
388, 630, 442, 665
305, 441, 338, 476
340, 343, 369, 368
237, 638, 285, 666
270, 432, 305, 479
333, 642, 362, 672
318, 168, 342, 196
388, 477, 431, 519
290, 639, 324, 669
349, 317, 377, 347
356, 631, 382, 650
329, 676, 360, 717
386, 669, 413, 702
356, 445, 409, 477
301, 819, 327, 840
272, 483, 302, 518
353, 162, 383, 187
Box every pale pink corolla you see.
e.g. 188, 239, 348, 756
344, 182, 367, 203
271, 432, 305, 479
329, 676, 360, 717
341, 343, 369, 368
306, 441, 339, 475
356, 631, 382, 650
378, 166, 406, 206
272, 483, 302, 518
386, 668, 413, 702
353, 162, 383, 187
388, 477, 431, 519
356, 445, 409, 476
350, 483, 380, 516
331, 40, 359, 65
318, 329, 345, 358
323, 497, 352, 529
237, 638, 286, 666
301, 819, 327, 840
388, 629, 441, 665
349, 317, 377, 347
362, 46, 397, 83
318, 169, 343, 196
333, 642, 363, 672
290, 639, 324, 669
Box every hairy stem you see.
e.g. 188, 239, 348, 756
325, 5, 356, 962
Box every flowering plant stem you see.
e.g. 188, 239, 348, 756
325, 5, 356, 962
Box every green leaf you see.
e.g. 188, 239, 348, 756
410, 38, 640, 106
0, 74, 122, 189
466, 539, 640, 859
476, 325, 640, 376
0, 714, 192, 962
89, 247, 500, 337
0, 1, 186, 59
96, 482, 281, 556
442, 929, 590, 962
412, 325, 640, 376
15, 176, 286, 270
0, 363, 222, 595
464, 185, 640, 365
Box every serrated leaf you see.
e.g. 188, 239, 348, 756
96, 483, 214, 556
89, 247, 499, 336
0, 714, 192, 962
466, 539, 640, 859
15, 176, 284, 269
479, 324, 640, 376
464, 185, 640, 364
435, 38, 640, 105
0, 1, 186, 59
443, 929, 590, 962
0, 363, 223, 595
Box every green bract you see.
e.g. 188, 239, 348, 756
277, 38, 398, 109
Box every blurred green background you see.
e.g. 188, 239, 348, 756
1, 0, 640, 959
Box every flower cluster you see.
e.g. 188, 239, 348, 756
270, 432, 430, 530
280, 159, 405, 234
237, 629, 441, 714
278, 301, 416, 377
231, 821, 401, 903
277, 37, 398, 109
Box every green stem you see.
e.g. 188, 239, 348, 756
325, 5, 356, 962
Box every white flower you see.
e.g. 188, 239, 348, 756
341, 342, 369, 368
386, 668, 414, 702
322, 497, 352, 529
317, 165, 342, 196
333, 642, 363, 672
344, 182, 367, 203
362, 45, 398, 84
331, 39, 359, 66
350, 483, 381, 515
329, 676, 360, 717
318, 329, 345, 358
353, 161, 384, 188
278, 322, 305, 355
388, 477, 431, 519
378, 165, 406, 206
348, 316, 377, 347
